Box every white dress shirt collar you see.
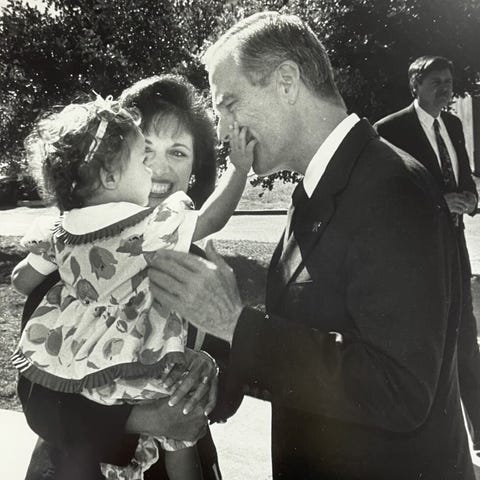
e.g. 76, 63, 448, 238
303, 113, 361, 197
413, 99, 437, 128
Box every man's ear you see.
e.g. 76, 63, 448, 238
99, 167, 120, 190
411, 79, 419, 97
276, 61, 300, 104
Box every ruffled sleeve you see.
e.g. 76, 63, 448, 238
143, 191, 198, 252
21, 216, 58, 275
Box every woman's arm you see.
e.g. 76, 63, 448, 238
11, 258, 48, 296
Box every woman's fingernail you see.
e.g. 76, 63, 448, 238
183, 407, 190, 415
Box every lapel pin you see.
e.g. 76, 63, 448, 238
312, 221, 322, 232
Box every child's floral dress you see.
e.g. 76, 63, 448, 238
12, 191, 199, 479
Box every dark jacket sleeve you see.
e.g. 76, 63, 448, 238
18, 271, 138, 465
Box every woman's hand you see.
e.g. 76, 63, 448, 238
164, 348, 219, 416
126, 396, 208, 442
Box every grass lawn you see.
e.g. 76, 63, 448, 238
236, 176, 294, 211
0, 235, 276, 411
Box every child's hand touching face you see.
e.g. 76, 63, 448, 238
228, 121, 256, 174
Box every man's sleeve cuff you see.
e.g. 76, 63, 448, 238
229, 307, 269, 390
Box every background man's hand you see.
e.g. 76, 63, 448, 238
461, 191, 477, 214
444, 192, 477, 215
148, 240, 244, 343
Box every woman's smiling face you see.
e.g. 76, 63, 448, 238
143, 116, 194, 207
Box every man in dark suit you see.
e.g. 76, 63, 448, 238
148, 13, 474, 480
375, 56, 480, 449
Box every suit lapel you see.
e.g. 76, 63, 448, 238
267, 119, 377, 311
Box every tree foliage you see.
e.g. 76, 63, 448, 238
1, 0, 479, 190
0, 0, 224, 176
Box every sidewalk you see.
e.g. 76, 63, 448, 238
2, 206, 480, 272
0, 398, 272, 480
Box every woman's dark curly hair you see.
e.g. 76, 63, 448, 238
119, 74, 217, 208
25, 99, 140, 211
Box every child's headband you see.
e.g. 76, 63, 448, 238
83, 93, 139, 164
83, 93, 114, 163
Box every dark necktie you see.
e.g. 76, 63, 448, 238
433, 119, 457, 191
433, 118, 459, 226
286, 181, 308, 239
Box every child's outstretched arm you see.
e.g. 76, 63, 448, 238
12, 258, 49, 296
193, 122, 256, 241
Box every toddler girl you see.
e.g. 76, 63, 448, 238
11, 95, 254, 480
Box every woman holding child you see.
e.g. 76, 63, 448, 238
14, 74, 248, 479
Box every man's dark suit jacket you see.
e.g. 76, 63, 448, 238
225, 120, 473, 479
375, 104, 480, 442
374, 103, 477, 225
18, 245, 238, 480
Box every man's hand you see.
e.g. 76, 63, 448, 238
148, 240, 244, 343
126, 396, 208, 442
461, 191, 477, 214
444, 192, 476, 215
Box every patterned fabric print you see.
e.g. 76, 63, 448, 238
101, 434, 195, 480
14, 192, 198, 394
101, 436, 160, 480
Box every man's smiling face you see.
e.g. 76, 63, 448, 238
209, 55, 294, 176
415, 68, 453, 116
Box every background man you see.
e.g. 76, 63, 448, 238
375, 56, 480, 449
149, 12, 474, 479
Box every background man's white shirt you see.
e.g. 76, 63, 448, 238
414, 99, 459, 183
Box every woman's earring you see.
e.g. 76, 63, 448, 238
188, 174, 196, 190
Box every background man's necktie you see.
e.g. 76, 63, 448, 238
433, 119, 456, 191
433, 118, 459, 226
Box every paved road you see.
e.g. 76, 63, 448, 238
0, 206, 286, 242
2, 206, 480, 273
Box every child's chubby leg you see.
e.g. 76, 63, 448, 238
164, 445, 204, 480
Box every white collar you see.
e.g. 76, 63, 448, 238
413, 99, 439, 128
303, 113, 361, 197
62, 202, 148, 234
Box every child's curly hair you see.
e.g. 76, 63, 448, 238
25, 97, 140, 211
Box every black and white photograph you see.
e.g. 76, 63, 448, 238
1, 1, 480, 478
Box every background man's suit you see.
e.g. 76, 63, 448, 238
375, 104, 480, 443
226, 120, 473, 479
